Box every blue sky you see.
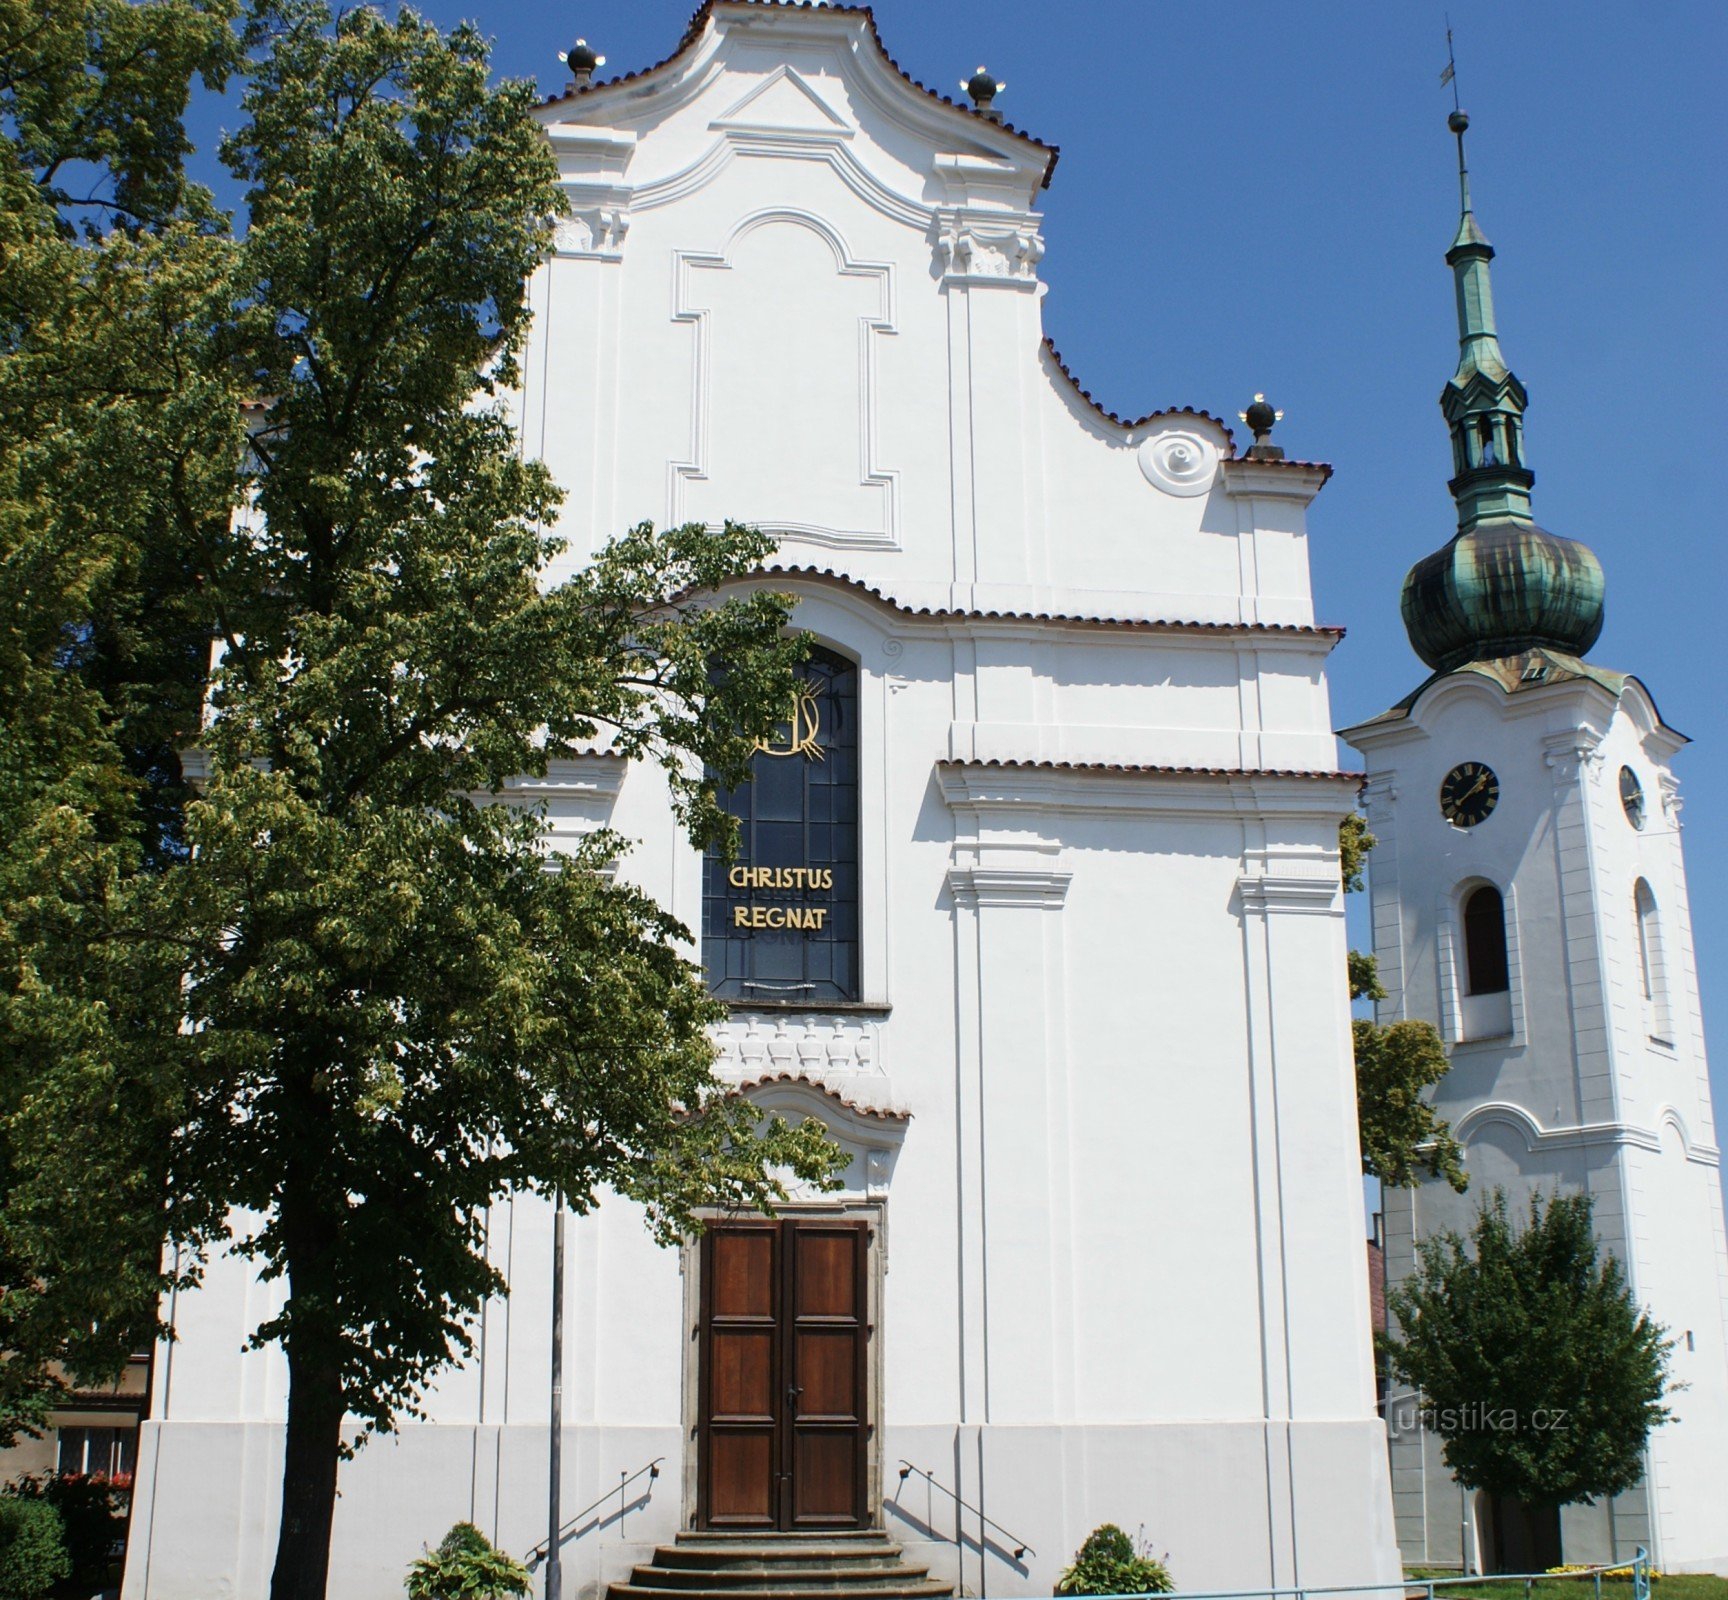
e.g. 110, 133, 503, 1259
191, 1, 1728, 1167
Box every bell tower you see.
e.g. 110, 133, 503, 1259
1341, 113, 1728, 1574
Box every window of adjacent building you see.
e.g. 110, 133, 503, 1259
702, 646, 859, 1003
1463, 885, 1510, 996
1634, 878, 1671, 1043
56, 1424, 136, 1480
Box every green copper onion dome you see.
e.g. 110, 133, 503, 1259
1402, 520, 1604, 672
1399, 110, 1605, 673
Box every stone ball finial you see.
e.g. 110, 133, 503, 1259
562, 37, 604, 89
961, 66, 1005, 119
1237, 393, 1286, 460
1448, 108, 1470, 135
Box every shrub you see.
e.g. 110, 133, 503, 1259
405, 1523, 531, 1600
1056, 1523, 1174, 1597
0, 1498, 70, 1600
8, 1475, 125, 1587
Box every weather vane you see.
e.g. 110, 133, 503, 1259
1440, 18, 1461, 111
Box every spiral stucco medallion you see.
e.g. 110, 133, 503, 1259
1137, 425, 1220, 498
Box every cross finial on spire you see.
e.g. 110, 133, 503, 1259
1435, 96, 1533, 531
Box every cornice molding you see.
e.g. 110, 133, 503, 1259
1447, 1100, 1715, 1161
937, 760, 1362, 823
945, 864, 1072, 908
1237, 872, 1341, 916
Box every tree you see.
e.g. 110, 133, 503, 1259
1383, 1188, 1671, 1511
4, 6, 843, 1599
0, 0, 244, 1440
1341, 815, 1467, 1191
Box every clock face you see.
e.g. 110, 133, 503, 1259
1440, 761, 1499, 828
1620, 765, 1645, 830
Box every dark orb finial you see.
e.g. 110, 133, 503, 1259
1448, 108, 1470, 135
1238, 393, 1285, 460
961, 65, 1005, 121
562, 36, 605, 90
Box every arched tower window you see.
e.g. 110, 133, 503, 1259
1463, 885, 1510, 996
1634, 878, 1671, 1042
702, 645, 860, 1003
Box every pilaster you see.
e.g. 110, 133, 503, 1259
1237, 861, 1374, 1585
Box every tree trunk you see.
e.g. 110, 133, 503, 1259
269, 1334, 346, 1600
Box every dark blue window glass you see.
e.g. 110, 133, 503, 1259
703, 647, 859, 1002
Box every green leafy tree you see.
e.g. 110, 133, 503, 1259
0, 0, 244, 1442
4, 1476, 126, 1593
1383, 1189, 1671, 1511
0, 1497, 70, 1600
4, 6, 843, 1599
1341, 815, 1467, 1192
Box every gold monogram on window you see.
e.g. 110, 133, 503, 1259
754, 683, 824, 760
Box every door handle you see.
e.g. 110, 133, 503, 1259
787, 1384, 803, 1407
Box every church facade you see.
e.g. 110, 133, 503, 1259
1343, 113, 1728, 1576
121, 6, 1405, 1596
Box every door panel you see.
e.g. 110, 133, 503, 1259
791, 1228, 859, 1315
785, 1220, 867, 1528
700, 1224, 780, 1528
791, 1328, 856, 1416
707, 1433, 774, 1523
710, 1329, 775, 1417
790, 1429, 857, 1522
711, 1229, 775, 1317
698, 1219, 868, 1531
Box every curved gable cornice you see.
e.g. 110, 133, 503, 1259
536, 2, 1057, 189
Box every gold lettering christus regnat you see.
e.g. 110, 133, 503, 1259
727, 866, 834, 891
733, 904, 829, 930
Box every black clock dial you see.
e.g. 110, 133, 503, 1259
1440, 761, 1499, 828
1620, 765, 1645, 830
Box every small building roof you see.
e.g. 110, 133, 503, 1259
1339, 647, 1687, 745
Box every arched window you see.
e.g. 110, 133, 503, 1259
1634, 878, 1670, 1041
1463, 885, 1510, 996
702, 645, 859, 1003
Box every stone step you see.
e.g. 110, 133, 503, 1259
606, 1527, 954, 1600
632, 1564, 934, 1592
671, 1532, 897, 1543
608, 1585, 954, 1600
654, 1543, 907, 1570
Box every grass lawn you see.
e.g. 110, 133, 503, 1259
1399, 1579, 1728, 1600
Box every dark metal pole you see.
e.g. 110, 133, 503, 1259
546, 1194, 565, 1600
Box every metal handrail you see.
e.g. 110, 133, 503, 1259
524, 1456, 664, 1570
894, 1461, 1035, 1562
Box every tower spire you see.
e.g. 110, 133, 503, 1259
1440, 108, 1533, 530
1397, 106, 1606, 675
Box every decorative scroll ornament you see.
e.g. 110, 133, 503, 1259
935, 218, 1044, 284
753, 683, 824, 760
552, 205, 630, 258
1136, 424, 1220, 498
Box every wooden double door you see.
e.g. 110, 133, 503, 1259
697, 1218, 870, 1530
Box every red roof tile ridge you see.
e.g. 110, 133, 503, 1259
731, 1068, 910, 1121
538, 1, 1059, 187
1041, 341, 1335, 479
736, 563, 1346, 639
939, 757, 1366, 783
1042, 338, 1239, 440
